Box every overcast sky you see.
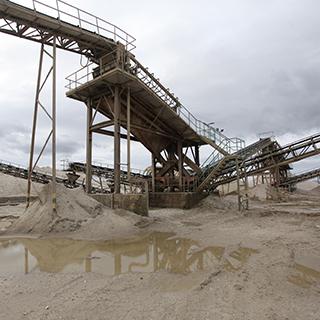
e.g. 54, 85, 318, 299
0, 0, 319, 173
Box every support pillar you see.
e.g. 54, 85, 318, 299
26, 39, 57, 213
85, 255, 92, 273
86, 99, 92, 193
195, 145, 200, 166
27, 44, 44, 208
51, 37, 57, 213
177, 141, 183, 191
236, 158, 241, 212
127, 87, 131, 182
24, 249, 29, 274
151, 153, 156, 193
114, 86, 121, 194
243, 162, 249, 210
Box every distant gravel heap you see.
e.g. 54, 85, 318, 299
0, 172, 40, 197
8, 183, 143, 238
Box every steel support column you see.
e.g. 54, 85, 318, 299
151, 154, 156, 193
236, 158, 241, 212
178, 141, 183, 191
195, 145, 200, 166
26, 40, 57, 213
52, 37, 57, 212
86, 98, 93, 193
27, 43, 44, 208
127, 87, 131, 182
114, 86, 121, 194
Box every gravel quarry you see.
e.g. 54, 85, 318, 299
0, 174, 319, 320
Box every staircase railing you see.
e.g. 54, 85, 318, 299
199, 138, 274, 182
15, 0, 136, 51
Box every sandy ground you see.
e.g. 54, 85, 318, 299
0, 176, 319, 320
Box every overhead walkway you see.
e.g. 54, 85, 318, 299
0, 0, 135, 57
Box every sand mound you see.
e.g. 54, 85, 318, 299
0, 173, 42, 197
9, 183, 143, 238
296, 180, 319, 191
248, 184, 268, 201
310, 185, 320, 195
197, 194, 237, 210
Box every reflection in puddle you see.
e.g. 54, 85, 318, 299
288, 256, 320, 288
0, 233, 258, 276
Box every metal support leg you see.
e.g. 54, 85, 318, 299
127, 87, 131, 183
52, 37, 57, 213
24, 248, 29, 274
26, 40, 57, 213
236, 158, 241, 212
178, 141, 183, 191
195, 145, 200, 167
243, 161, 249, 210
86, 99, 92, 193
151, 154, 156, 193
27, 44, 44, 208
114, 86, 121, 194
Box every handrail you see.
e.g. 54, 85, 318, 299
65, 51, 245, 157
19, 0, 136, 51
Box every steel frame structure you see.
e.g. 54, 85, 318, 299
85, 87, 139, 194
1, 0, 319, 211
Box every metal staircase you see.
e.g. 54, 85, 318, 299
197, 155, 237, 192
198, 137, 274, 191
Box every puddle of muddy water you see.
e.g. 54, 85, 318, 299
0, 232, 258, 276
287, 254, 320, 288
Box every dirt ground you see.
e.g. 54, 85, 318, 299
0, 180, 319, 320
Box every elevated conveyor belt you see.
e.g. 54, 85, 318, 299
66, 53, 245, 155
280, 168, 320, 188
197, 133, 320, 192
0, 159, 71, 185
68, 162, 150, 180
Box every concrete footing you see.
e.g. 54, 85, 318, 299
91, 192, 207, 215
91, 193, 149, 216
149, 192, 207, 209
